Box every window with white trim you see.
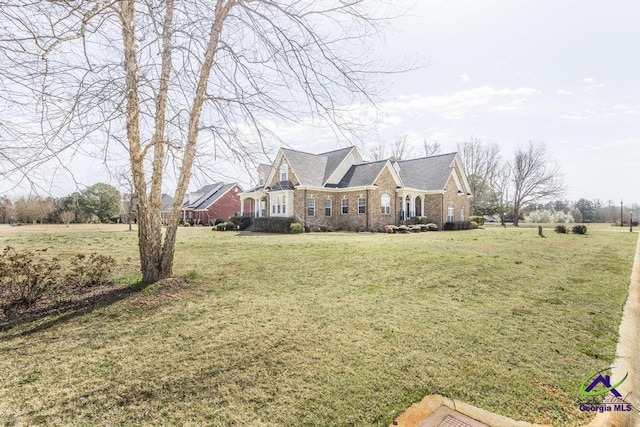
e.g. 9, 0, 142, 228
325, 198, 332, 217
381, 194, 390, 215
447, 205, 454, 222
282, 194, 286, 215
358, 197, 366, 214
341, 198, 348, 214
460, 207, 465, 221
276, 196, 281, 214
307, 196, 315, 217
280, 162, 288, 181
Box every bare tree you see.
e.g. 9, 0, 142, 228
510, 142, 564, 226
58, 210, 75, 226
423, 139, 441, 157
368, 135, 414, 161
489, 163, 512, 225
457, 137, 501, 215
14, 196, 55, 224
0, 1, 397, 282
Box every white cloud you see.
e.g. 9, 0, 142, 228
561, 108, 602, 121
460, 74, 470, 82
581, 77, 604, 92
556, 89, 572, 95
382, 86, 540, 120
613, 104, 640, 115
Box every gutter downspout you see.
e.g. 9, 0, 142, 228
303, 189, 307, 229
441, 193, 444, 228
366, 189, 370, 231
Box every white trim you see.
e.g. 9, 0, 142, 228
372, 161, 404, 188
294, 185, 376, 192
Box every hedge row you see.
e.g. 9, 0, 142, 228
252, 217, 298, 233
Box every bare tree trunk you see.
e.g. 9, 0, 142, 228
160, 0, 235, 279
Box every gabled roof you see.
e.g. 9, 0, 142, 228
333, 160, 388, 188
277, 146, 355, 188
281, 148, 327, 187
396, 152, 458, 191
182, 183, 238, 211
321, 147, 355, 183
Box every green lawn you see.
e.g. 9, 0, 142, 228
0, 224, 637, 426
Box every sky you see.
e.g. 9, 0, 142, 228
267, 0, 639, 204
3, 0, 639, 205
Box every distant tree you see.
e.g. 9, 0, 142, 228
0, 197, 13, 224
117, 170, 137, 231
368, 135, 414, 161
510, 142, 564, 226
59, 192, 84, 222
423, 139, 441, 157
457, 138, 502, 216
14, 196, 55, 224
58, 210, 75, 226
78, 183, 121, 223
575, 198, 596, 222
490, 163, 512, 225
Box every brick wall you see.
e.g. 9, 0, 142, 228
203, 185, 243, 224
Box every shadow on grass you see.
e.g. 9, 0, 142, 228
0, 280, 151, 340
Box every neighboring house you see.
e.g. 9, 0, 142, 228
239, 146, 472, 231
161, 183, 244, 225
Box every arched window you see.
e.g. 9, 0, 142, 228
280, 162, 288, 181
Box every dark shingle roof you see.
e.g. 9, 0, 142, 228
334, 160, 387, 188
182, 183, 238, 210
320, 147, 354, 183
281, 148, 327, 186
396, 152, 456, 191
270, 180, 295, 191
192, 183, 236, 210
280, 146, 353, 187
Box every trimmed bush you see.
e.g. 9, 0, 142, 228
253, 217, 298, 233
572, 224, 587, 235
444, 221, 474, 230
384, 225, 398, 233
426, 223, 439, 231
412, 216, 429, 225
229, 216, 252, 230
470, 221, 479, 229
555, 225, 567, 234
290, 222, 303, 234
470, 216, 485, 226
408, 225, 421, 233
397, 225, 409, 233
214, 222, 236, 231
214, 218, 225, 225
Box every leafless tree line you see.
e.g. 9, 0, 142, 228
457, 138, 564, 225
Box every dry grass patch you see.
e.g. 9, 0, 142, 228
0, 224, 637, 426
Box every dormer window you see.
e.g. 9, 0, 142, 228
280, 162, 288, 181
258, 174, 265, 186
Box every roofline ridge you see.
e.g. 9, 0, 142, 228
396, 152, 458, 162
